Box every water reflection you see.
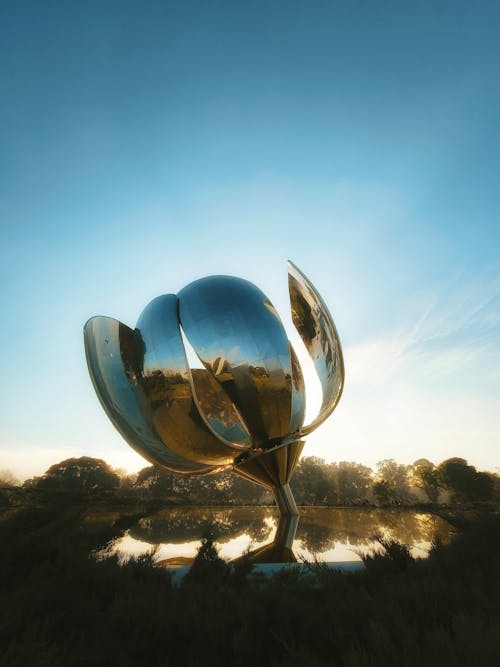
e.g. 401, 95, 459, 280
105, 507, 453, 565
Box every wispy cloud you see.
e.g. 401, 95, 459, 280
346, 268, 500, 385
410, 276, 500, 346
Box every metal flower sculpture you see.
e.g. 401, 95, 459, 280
84, 261, 344, 516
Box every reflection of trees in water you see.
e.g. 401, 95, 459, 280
375, 511, 432, 545
128, 507, 275, 545
126, 507, 452, 555
373, 510, 450, 546
296, 521, 336, 553
297, 509, 451, 551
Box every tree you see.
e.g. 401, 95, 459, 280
473, 472, 495, 500
438, 458, 493, 502
329, 461, 373, 505
230, 473, 264, 505
35, 457, 120, 493
291, 457, 333, 505
490, 472, 500, 501
0, 469, 20, 487
410, 459, 441, 503
375, 459, 413, 504
116, 470, 137, 493
135, 466, 176, 497
373, 480, 393, 505
133, 466, 262, 505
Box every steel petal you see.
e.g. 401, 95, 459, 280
189, 367, 252, 447
136, 295, 245, 464
178, 276, 293, 445
288, 261, 344, 435
289, 342, 306, 434
84, 316, 219, 475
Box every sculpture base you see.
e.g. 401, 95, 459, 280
233, 440, 304, 516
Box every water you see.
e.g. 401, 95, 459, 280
100, 506, 453, 565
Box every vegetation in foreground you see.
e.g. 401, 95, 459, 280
0, 504, 499, 666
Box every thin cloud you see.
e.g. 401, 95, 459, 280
346, 268, 500, 385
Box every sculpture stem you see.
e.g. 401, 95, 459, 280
273, 483, 299, 516
275, 512, 299, 550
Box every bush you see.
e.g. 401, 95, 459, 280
1, 507, 499, 665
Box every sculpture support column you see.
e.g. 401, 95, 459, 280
273, 483, 299, 516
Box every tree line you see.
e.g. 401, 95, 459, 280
2, 454, 498, 507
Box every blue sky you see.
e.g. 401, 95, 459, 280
1, 0, 499, 479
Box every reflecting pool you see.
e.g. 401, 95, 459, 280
100, 507, 453, 566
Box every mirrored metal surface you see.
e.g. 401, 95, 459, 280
234, 440, 304, 490
178, 276, 293, 446
84, 261, 345, 517
288, 261, 345, 436
189, 368, 252, 447
84, 316, 218, 475
289, 342, 306, 434
136, 295, 241, 465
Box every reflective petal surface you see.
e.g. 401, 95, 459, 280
289, 343, 306, 434
288, 261, 345, 435
84, 262, 345, 517
136, 295, 242, 465
178, 276, 293, 445
84, 316, 218, 474
234, 441, 304, 489
189, 368, 252, 447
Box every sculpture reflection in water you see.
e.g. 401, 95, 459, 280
110, 507, 453, 567
233, 514, 300, 564
84, 262, 344, 562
